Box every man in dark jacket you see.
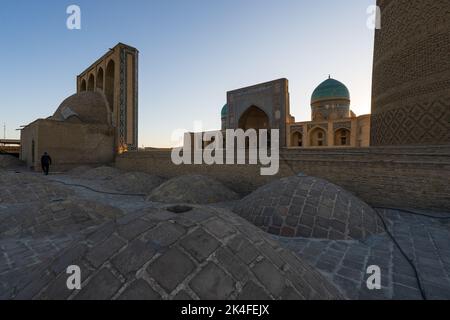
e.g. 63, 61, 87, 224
41, 152, 52, 175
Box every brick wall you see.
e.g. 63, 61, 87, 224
115, 145, 450, 212
371, 0, 450, 146
21, 119, 115, 171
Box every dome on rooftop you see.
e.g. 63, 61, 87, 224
311, 78, 350, 104
52, 91, 111, 125
15, 205, 342, 300
233, 174, 383, 240
221, 104, 228, 118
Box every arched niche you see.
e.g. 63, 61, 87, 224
87, 74, 95, 91
105, 60, 115, 112
96, 68, 104, 91
310, 127, 327, 147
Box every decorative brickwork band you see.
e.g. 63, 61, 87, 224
370, 0, 450, 146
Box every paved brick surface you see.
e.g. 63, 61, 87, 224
279, 209, 450, 300
7, 204, 341, 300
0, 169, 341, 300
190, 262, 235, 300
147, 248, 196, 292
118, 279, 161, 300
1, 169, 449, 300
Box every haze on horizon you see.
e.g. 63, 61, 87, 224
0, 0, 376, 148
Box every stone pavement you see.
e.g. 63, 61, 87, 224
278, 209, 450, 300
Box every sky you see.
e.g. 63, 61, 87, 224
0, 0, 376, 148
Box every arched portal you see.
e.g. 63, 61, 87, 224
105, 60, 115, 112
291, 131, 303, 147
335, 128, 351, 146
238, 106, 271, 149
80, 79, 87, 92
87, 74, 95, 91
96, 68, 104, 91
310, 127, 327, 147
238, 106, 270, 131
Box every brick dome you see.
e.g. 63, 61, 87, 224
147, 175, 239, 204
233, 174, 383, 240
12, 205, 342, 300
52, 91, 111, 125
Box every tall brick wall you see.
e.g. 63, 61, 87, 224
21, 119, 115, 171
116, 146, 450, 212
371, 0, 450, 146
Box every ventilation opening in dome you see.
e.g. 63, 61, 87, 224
166, 205, 193, 213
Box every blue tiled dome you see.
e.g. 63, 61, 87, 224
311, 78, 350, 104
221, 104, 228, 118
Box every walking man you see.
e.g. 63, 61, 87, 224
41, 152, 52, 175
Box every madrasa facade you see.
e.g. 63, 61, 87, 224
220, 77, 370, 148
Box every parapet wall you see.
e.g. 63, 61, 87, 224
115, 145, 450, 212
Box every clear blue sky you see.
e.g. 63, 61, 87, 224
0, 0, 375, 147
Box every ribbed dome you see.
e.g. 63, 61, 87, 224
311, 78, 350, 104
221, 104, 228, 118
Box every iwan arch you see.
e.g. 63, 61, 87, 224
220, 77, 370, 149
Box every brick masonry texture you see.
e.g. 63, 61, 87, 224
279, 209, 450, 300
4, 205, 342, 300
0, 169, 341, 300
233, 175, 384, 240
371, 0, 450, 146
147, 174, 239, 204
115, 145, 450, 212
1, 166, 450, 300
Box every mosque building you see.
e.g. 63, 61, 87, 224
20, 43, 139, 170
221, 76, 371, 148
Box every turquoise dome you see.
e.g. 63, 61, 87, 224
221, 104, 228, 118
311, 78, 350, 104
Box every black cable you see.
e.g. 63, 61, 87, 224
372, 206, 450, 300
374, 209, 427, 300
278, 161, 430, 300
49, 179, 146, 197
51, 168, 436, 299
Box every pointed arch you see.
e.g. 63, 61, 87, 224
238, 106, 270, 131
80, 79, 87, 92
96, 67, 104, 91
291, 131, 303, 147
87, 74, 95, 91
334, 128, 351, 146
309, 127, 327, 147
105, 60, 115, 112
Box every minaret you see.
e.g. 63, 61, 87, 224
370, 0, 450, 146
